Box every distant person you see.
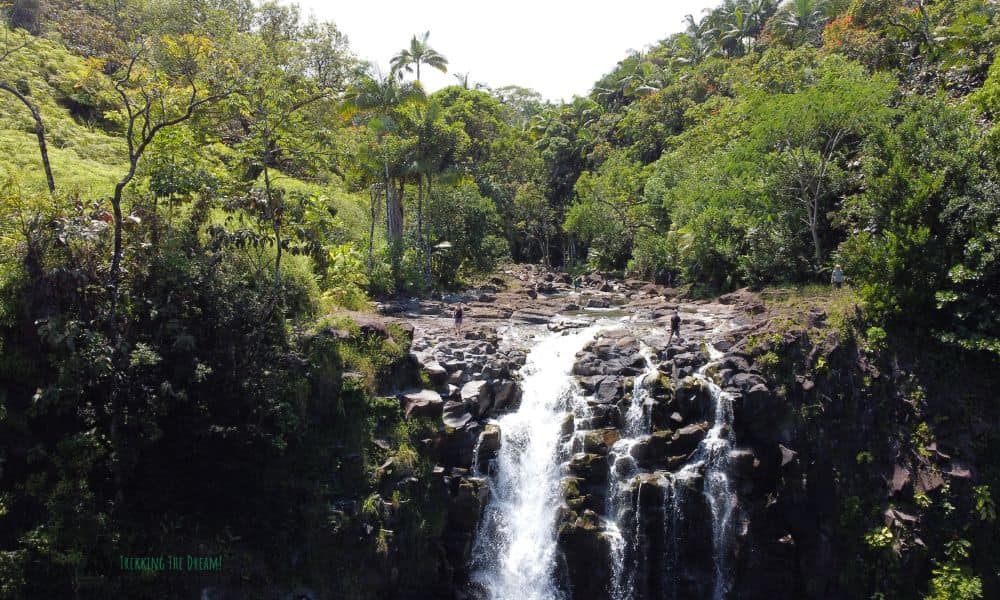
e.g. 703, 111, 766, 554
831, 264, 844, 290
668, 308, 682, 345
453, 303, 465, 334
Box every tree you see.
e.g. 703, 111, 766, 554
228, 18, 341, 288
744, 58, 893, 268
769, 0, 829, 46
0, 33, 54, 192
390, 31, 448, 81
342, 69, 425, 277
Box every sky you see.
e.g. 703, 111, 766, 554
290, 0, 721, 102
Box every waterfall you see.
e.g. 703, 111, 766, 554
606, 344, 659, 600
469, 319, 738, 600
470, 325, 602, 600
670, 348, 737, 600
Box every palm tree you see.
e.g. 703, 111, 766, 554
391, 31, 448, 81
342, 68, 425, 270
721, 6, 755, 56
773, 0, 828, 46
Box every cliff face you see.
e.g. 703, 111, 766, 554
348, 274, 996, 600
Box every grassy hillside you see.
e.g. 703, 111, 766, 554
1, 26, 124, 192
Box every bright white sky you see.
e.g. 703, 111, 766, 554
290, 0, 721, 101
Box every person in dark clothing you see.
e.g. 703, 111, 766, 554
454, 304, 464, 334
668, 308, 682, 345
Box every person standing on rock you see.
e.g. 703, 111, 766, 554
668, 308, 682, 345
453, 303, 465, 334
831, 264, 845, 290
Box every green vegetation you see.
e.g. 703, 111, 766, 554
2, 0, 1000, 597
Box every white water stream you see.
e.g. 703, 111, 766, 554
470, 324, 604, 600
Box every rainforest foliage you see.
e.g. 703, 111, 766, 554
1, 0, 999, 598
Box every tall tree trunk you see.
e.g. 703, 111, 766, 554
424, 172, 433, 282
368, 184, 377, 274
0, 82, 55, 193
264, 164, 282, 288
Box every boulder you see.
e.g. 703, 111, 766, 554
567, 452, 610, 484
672, 423, 709, 456
443, 401, 474, 429
630, 429, 674, 468
399, 389, 444, 419
556, 510, 614, 596
594, 378, 622, 404
423, 360, 449, 384
491, 379, 520, 412
461, 380, 494, 417
580, 428, 620, 455
475, 424, 502, 472
560, 412, 576, 438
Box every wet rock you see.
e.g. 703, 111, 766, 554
440, 422, 483, 468
566, 452, 609, 484
560, 412, 576, 438
557, 510, 614, 597
676, 377, 715, 422
594, 378, 622, 404
631, 429, 674, 468
672, 422, 709, 456
445, 477, 491, 568
548, 318, 589, 332
475, 424, 502, 472
586, 297, 611, 309
491, 379, 520, 412
581, 428, 620, 455
572, 353, 604, 376
729, 449, 758, 480
399, 389, 444, 419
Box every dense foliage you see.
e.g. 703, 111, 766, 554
1, 0, 999, 597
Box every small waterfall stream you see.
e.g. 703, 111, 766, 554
672, 347, 737, 600
606, 344, 659, 600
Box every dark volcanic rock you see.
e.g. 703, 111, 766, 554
557, 510, 614, 599
399, 389, 444, 419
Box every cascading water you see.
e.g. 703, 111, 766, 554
470, 324, 602, 600
669, 347, 737, 600
469, 312, 738, 600
606, 344, 659, 600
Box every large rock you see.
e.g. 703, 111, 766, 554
461, 380, 494, 417
491, 379, 520, 412
672, 422, 708, 456
443, 401, 474, 429
399, 389, 443, 419
579, 428, 621, 455
556, 510, 614, 598
475, 424, 502, 472
444, 477, 491, 569
566, 452, 610, 484
594, 378, 623, 404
